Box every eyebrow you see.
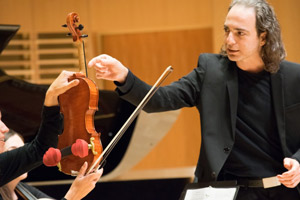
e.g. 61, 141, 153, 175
224, 25, 249, 33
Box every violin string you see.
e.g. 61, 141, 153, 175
16, 183, 38, 200
87, 66, 173, 174
82, 41, 88, 78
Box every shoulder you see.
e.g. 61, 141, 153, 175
278, 60, 300, 75
280, 60, 300, 68
198, 53, 227, 62
197, 53, 231, 67
196, 53, 233, 74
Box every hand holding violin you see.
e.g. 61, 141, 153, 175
64, 162, 103, 200
44, 70, 81, 106
88, 54, 129, 84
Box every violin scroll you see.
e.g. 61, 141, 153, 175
63, 12, 84, 42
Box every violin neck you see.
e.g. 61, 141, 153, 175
77, 40, 88, 77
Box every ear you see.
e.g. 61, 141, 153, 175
260, 32, 267, 46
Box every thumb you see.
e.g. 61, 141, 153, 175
65, 79, 80, 91
284, 158, 293, 170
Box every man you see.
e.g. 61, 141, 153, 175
88, 0, 300, 199
0, 70, 103, 199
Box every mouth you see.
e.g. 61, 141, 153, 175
227, 49, 239, 54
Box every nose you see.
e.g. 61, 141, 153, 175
0, 120, 9, 135
226, 32, 236, 45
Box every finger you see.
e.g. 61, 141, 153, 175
279, 172, 295, 182
281, 165, 299, 179
88, 55, 108, 68
90, 168, 103, 182
61, 70, 76, 78
77, 162, 88, 177
97, 168, 104, 176
95, 64, 108, 72
88, 57, 100, 68
67, 79, 80, 88
278, 173, 300, 188
282, 179, 298, 188
58, 79, 79, 94
74, 72, 85, 78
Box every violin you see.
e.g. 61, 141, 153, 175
43, 12, 173, 176
43, 12, 103, 175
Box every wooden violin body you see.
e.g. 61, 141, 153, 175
58, 73, 102, 175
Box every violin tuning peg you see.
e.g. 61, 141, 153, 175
66, 33, 72, 36
62, 24, 67, 28
80, 34, 88, 38
77, 24, 84, 31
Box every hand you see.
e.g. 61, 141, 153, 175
88, 54, 128, 83
277, 158, 300, 188
44, 70, 81, 106
64, 162, 103, 200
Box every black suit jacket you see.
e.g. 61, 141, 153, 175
117, 53, 300, 183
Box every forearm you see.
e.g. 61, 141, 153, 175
115, 70, 199, 112
35, 106, 62, 150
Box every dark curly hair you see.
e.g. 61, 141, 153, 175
220, 0, 286, 73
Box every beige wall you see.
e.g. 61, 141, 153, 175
1, 0, 299, 61
269, 0, 300, 63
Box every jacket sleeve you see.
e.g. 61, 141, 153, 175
0, 106, 63, 186
115, 54, 208, 113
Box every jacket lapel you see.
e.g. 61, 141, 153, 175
271, 71, 288, 155
226, 62, 238, 139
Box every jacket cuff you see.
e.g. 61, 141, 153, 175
114, 70, 135, 95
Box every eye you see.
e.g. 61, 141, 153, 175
224, 27, 230, 33
237, 31, 245, 36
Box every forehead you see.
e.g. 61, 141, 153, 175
225, 5, 256, 31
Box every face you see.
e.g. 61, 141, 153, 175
0, 111, 9, 153
4, 134, 28, 181
224, 5, 266, 72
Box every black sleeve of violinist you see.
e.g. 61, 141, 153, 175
0, 106, 63, 186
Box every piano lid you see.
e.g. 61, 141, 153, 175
0, 24, 20, 55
